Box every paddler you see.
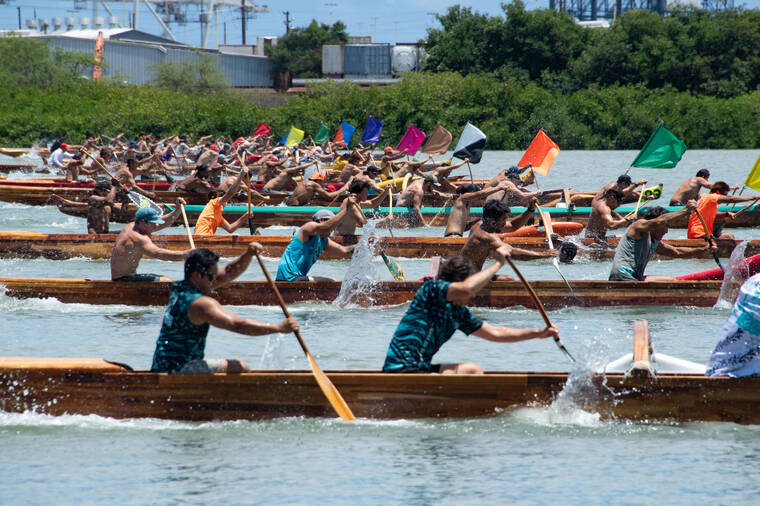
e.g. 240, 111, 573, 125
175, 164, 215, 201
87, 181, 117, 234
150, 245, 299, 374
460, 199, 556, 280
686, 181, 759, 240
585, 189, 629, 244
442, 182, 509, 237
669, 169, 723, 206
381, 247, 559, 374
275, 206, 357, 282
594, 174, 648, 202
111, 202, 191, 282
285, 174, 353, 206
262, 159, 318, 193
378, 146, 408, 180
333, 180, 390, 236
395, 176, 444, 227
193, 167, 253, 236
706, 273, 760, 377
608, 201, 714, 282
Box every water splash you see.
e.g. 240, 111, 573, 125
259, 332, 287, 369
334, 221, 381, 307
715, 241, 749, 308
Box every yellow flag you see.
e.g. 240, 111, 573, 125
284, 127, 304, 147
744, 153, 760, 191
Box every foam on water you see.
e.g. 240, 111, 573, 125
335, 221, 381, 307
0, 288, 148, 314
715, 241, 749, 308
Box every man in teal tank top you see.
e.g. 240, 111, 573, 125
276, 205, 357, 281
151, 244, 299, 373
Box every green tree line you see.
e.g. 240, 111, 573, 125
2, 30, 760, 150
425, 2, 760, 98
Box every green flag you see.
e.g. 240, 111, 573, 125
630, 123, 687, 169
313, 122, 330, 144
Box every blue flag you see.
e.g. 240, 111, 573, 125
360, 116, 384, 144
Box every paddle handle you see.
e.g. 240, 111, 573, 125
466, 161, 474, 184
693, 207, 725, 273
625, 190, 645, 220
254, 253, 308, 355
731, 197, 760, 219
505, 257, 551, 328
81, 149, 125, 191
180, 204, 195, 249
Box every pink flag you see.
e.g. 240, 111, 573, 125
396, 125, 426, 156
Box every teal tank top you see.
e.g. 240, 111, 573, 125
276, 232, 328, 281
151, 281, 210, 372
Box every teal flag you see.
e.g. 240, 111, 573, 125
630, 123, 687, 169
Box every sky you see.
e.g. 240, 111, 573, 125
1, 0, 756, 49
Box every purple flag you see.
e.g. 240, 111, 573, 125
360, 116, 384, 144
396, 125, 426, 156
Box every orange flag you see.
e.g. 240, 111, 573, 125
92, 31, 104, 81
518, 129, 560, 176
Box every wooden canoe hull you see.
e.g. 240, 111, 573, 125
0, 278, 723, 309
0, 358, 757, 423
0, 231, 754, 261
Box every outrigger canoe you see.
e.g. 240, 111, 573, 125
0, 322, 755, 423
0, 278, 726, 308
158, 203, 760, 229
0, 226, 583, 260
0, 230, 754, 261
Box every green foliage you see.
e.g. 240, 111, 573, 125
424, 3, 760, 98
151, 52, 228, 95
267, 20, 348, 76
0, 35, 93, 89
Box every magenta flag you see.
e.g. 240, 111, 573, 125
395, 125, 426, 156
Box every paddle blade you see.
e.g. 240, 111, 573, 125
306, 352, 356, 420
381, 251, 405, 280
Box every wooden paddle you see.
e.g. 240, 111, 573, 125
693, 207, 725, 273
255, 253, 356, 421
731, 197, 760, 220
466, 161, 474, 184
81, 148, 161, 213
387, 187, 396, 239
235, 153, 257, 235
505, 257, 576, 363
180, 204, 195, 249
426, 198, 452, 227
625, 189, 645, 220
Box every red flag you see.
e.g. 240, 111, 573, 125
92, 31, 104, 81
396, 125, 426, 156
253, 122, 271, 137
518, 129, 560, 176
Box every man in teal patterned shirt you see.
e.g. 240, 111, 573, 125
382, 245, 559, 374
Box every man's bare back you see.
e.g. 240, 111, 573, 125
111, 223, 162, 280
670, 176, 711, 205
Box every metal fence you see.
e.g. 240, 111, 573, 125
38, 35, 273, 87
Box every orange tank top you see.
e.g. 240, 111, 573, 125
687, 193, 720, 239
193, 198, 229, 236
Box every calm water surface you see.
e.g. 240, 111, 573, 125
2, 150, 760, 504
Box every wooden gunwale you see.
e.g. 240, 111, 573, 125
0, 231, 753, 261
0, 359, 757, 423
0, 278, 723, 309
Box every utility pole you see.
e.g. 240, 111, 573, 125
241, 0, 246, 44
325, 2, 336, 26
370, 16, 378, 43
283, 10, 291, 34
426, 12, 436, 29
17, 7, 21, 30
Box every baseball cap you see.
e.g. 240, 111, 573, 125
384, 146, 394, 153
312, 209, 335, 222
209, 144, 219, 151
506, 165, 520, 176
135, 207, 164, 225
60, 143, 69, 150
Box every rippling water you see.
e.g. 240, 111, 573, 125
2, 150, 760, 504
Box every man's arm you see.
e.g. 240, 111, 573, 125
188, 296, 298, 335
141, 240, 191, 262
656, 241, 713, 258
213, 242, 260, 286
506, 198, 539, 230
718, 193, 760, 204
446, 245, 512, 304
363, 187, 390, 208
222, 211, 253, 233
472, 321, 558, 343
219, 168, 249, 206
460, 182, 509, 202
156, 198, 187, 231
300, 205, 349, 241
323, 237, 356, 256
601, 207, 629, 230
630, 201, 696, 238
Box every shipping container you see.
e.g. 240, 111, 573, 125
343, 44, 391, 78
321, 45, 344, 77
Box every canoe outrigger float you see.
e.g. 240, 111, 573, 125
0, 230, 754, 261
0, 322, 755, 424
0, 277, 725, 309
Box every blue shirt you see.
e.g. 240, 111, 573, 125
151, 281, 210, 373
382, 280, 483, 372
276, 231, 329, 281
